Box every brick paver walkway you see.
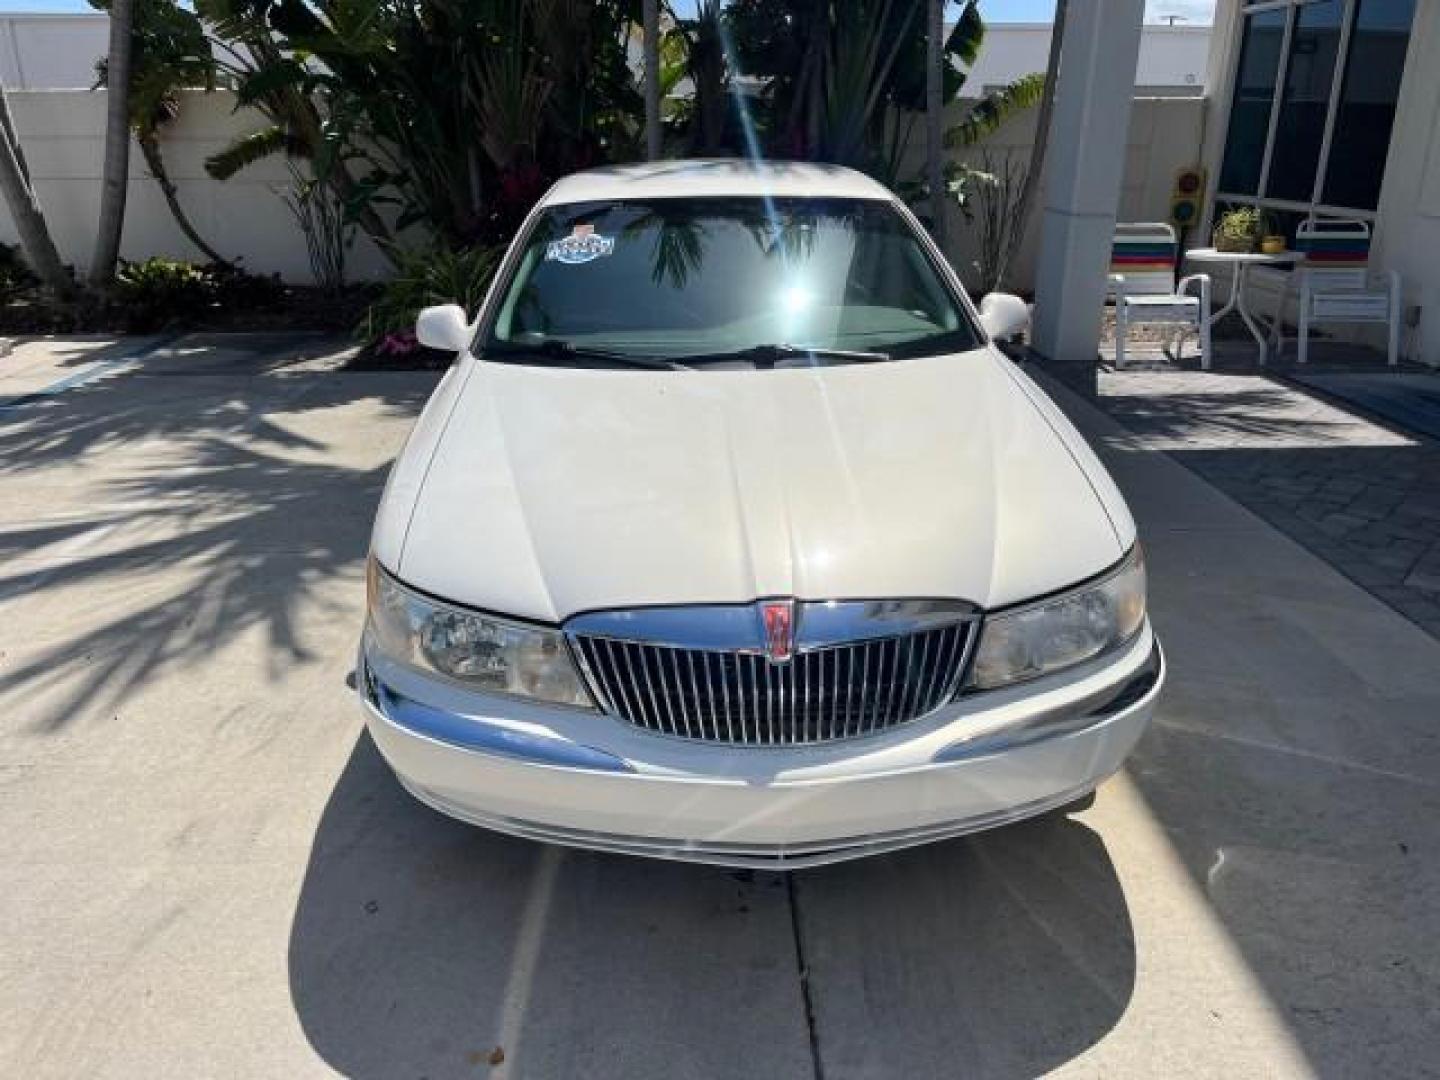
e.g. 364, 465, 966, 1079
1094, 369, 1440, 639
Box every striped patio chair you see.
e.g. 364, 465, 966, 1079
1269, 219, 1401, 366
1108, 223, 1211, 369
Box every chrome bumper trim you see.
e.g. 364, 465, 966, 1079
398, 775, 1105, 871
932, 640, 1164, 764
361, 658, 634, 774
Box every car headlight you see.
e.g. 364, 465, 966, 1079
970, 547, 1147, 690
366, 558, 593, 708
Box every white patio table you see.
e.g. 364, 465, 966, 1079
1185, 247, 1302, 367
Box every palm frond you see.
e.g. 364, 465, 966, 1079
944, 72, 1046, 149
204, 124, 304, 180
946, 1, 985, 69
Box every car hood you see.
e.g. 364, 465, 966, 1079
391, 349, 1128, 622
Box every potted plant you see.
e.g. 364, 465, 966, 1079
1254, 210, 1285, 254
1213, 206, 1261, 253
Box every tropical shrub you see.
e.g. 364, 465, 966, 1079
114, 257, 283, 329
1214, 206, 1262, 253
204, 262, 286, 309
280, 162, 353, 295
0, 243, 38, 300
197, 0, 644, 253
114, 257, 212, 328
358, 245, 502, 354
722, 0, 991, 178
89, 0, 228, 266
966, 150, 1031, 293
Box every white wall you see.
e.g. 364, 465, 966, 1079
1370, 0, 1440, 367
0, 85, 1204, 291
965, 24, 1210, 96
940, 96, 1207, 294
0, 14, 109, 90
0, 13, 1211, 96
0, 88, 391, 284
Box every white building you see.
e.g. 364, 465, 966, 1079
966, 23, 1210, 97
1199, 0, 1433, 365
0, 14, 109, 91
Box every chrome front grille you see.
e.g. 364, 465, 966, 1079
569, 601, 976, 746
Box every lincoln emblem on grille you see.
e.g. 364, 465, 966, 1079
760, 599, 795, 664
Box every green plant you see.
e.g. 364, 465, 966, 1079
280, 162, 353, 295
204, 262, 284, 309
1215, 206, 1262, 251
0, 241, 38, 299
943, 73, 1047, 149
0, 81, 74, 299
90, 0, 229, 267
197, 0, 642, 252
967, 149, 1031, 293
113, 256, 282, 329
115, 256, 212, 327
359, 245, 501, 352
720, 0, 1039, 193
726, 0, 929, 174
669, 0, 726, 154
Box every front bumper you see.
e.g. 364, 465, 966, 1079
358, 625, 1163, 869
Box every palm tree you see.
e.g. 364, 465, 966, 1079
197, 0, 395, 261
643, 0, 661, 159
91, 0, 134, 285
91, 0, 229, 266
926, 0, 945, 245
1010, 0, 1067, 250
673, 0, 727, 154
0, 79, 73, 297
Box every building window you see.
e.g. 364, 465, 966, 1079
1218, 8, 1286, 196
1215, 0, 1415, 230
1322, 0, 1415, 209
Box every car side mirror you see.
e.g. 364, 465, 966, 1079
415, 304, 472, 353
978, 293, 1030, 342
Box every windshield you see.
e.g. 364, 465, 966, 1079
481, 196, 981, 363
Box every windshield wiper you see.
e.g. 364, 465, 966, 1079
485, 340, 692, 371
675, 343, 892, 367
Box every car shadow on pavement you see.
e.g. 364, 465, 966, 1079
289, 735, 1134, 1080
792, 817, 1135, 1078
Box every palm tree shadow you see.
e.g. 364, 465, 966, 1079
0, 362, 437, 730
288, 734, 1134, 1079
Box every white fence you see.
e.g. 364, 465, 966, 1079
0, 88, 1205, 290
0, 89, 392, 284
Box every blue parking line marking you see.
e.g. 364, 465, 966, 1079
0, 337, 177, 415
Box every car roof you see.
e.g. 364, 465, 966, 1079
539, 159, 896, 207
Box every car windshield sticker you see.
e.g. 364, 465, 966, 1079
546, 223, 615, 265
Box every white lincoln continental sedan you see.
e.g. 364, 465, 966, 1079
357, 160, 1163, 869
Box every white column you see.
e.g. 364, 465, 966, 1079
1031, 0, 1146, 367
1199, 0, 1243, 240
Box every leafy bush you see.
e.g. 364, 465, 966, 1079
1213, 206, 1262, 252
204, 262, 285, 310
0, 243, 39, 299
114, 257, 212, 328
113, 257, 283, 330
358, 245, 501, 355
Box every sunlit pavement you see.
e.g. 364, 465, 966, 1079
1095, 367, 1440, 639
1, 336, 1437, 1078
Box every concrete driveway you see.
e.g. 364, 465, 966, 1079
2, 336, 1437, 1079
